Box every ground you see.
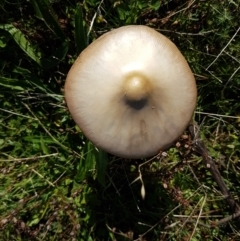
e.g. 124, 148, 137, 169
0, 0, 240, 240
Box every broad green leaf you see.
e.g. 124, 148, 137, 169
28, 217, 40, 226
0, 24, 42, 65
149, 0, 161, 10
75, 4, 88, 54
31, 0, 66, 41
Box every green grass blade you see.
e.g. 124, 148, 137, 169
95, 149, 107, 187
75, 142, 95, 183
0, 76, 25, 91
41, 41, 69, 70
31, 0, 66, 41
40, 135, 50, 154
12, 66, 53, 93
0, 31, 11, 48
85, 142, 107, 187
74, 4, 88, 54
74, 141, 107, 186
30, 0, 43, 18
0, 24, 42, 65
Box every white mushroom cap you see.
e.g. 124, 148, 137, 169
65, 25, 197, 159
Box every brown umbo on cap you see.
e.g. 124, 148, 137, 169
65, 25, 197, 159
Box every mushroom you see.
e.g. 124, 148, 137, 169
65, 25, 197, 159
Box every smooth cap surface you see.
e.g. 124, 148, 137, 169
65, 25, 197, 158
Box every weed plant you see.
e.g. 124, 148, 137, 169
0, 0, 240, 240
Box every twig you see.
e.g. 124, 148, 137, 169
173, 212, 240, 229
32, 169, 55, 187
0, 107, 36, 120
159, 0, 196, 23
130, 153, 162, 200
135, 187, 205, 240
188, 195, 206, 241
165, 219, 211, 229
0, 153, 58, 162
87, 0, 104, 36
212, 210, 240, 227
194, 111, 239, 119
158, 29, 216, 36
223, 65, 240, 92
206, 26, 240, 70
177, 196, 204, 236
188, 122, 240, 224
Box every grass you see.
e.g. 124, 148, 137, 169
0, 0, 240, 240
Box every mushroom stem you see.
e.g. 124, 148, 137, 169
124, 74, 150, 101
123, 73, 151, 110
